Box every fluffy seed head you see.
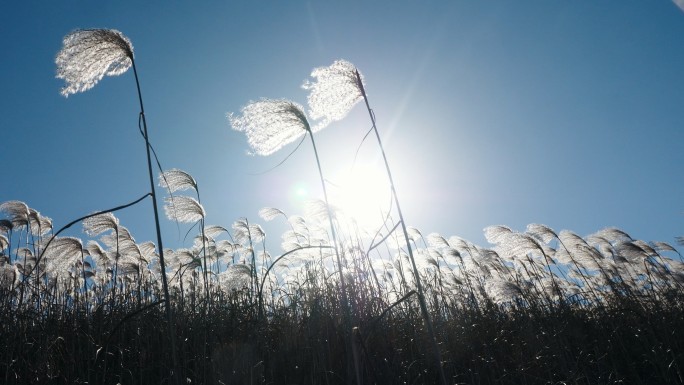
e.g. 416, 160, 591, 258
159, 169, 198, 194
56, 29, 134, 97
83, 212, 119, 237
303, 59, 364, 130
164, 196, 205, 223
228, 98, 311, 156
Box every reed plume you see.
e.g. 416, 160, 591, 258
56, 29, 133, 97
228, 98, 313, 156
303, 59, 363, 130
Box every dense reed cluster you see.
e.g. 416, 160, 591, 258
1, 28, 682, 384
1, 198, 683, 384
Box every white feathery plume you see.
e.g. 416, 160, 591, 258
0, 201, 30, 229
631, 239, 658, 257
442, 248, 462, 267
0, 263, 18, 289
232, 219, 250, 244
303, 59, 364, 130
117, 262, 140, 277
100, 225, 133, 250
138, 241, 157, 263
281, 230, 305, 251
525, 223, 557, 244
119, 240, 145, 265
484, 279, 522, 303
586, 234, 614, 256
407, 227, 423, 243
169, 248, 197, 269
228, 98, 311, 156
651, 241, 678, 254
28, 209, 52, 236
249, 224, 266, 243
204, 225, 229, 239
83, 212, 119, 237
484, 225, 514, 245
158, 169, 198, 194
258, 207, 286, 222
194, 234, 214, 250
427, 233, 450, 249
219, 264, 252, 291
215, 240, 237, 263
593, 227, 632, 244
164, 196, 205, 223
43, 236, 83, 276
288, 215, 309, 235
86, 240, 111, 268
447, 236, 471, 253
557, 230, 589, 261
56, 29, 134, 97
615, 241, 649, 262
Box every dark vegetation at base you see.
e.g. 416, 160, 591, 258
1, 281, 682, 385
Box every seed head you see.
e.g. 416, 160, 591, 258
303, 59, 364, 130
228, 98, 311, 156
56, 29, 134, 96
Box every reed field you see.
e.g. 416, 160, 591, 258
0, 28, 682, 385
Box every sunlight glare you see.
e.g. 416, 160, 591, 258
330, 163, 392, 230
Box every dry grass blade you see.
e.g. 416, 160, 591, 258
0, 200, 30, 229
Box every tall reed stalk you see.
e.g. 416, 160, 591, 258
306, 127, 352, 326
56, 28, 179, 384
353, 69, 447, 385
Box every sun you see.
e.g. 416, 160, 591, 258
329, 162, 392, 230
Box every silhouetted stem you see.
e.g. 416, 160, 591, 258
131, 59, 179, 385
307, 130, 356, 383
307, 132, 350, 315
355, 70, 447, 385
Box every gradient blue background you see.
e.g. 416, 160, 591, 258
2, 1, 683, 251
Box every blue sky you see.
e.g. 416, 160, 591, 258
2, 1, 683, 251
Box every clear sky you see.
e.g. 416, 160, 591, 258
2, 1, 683, 251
